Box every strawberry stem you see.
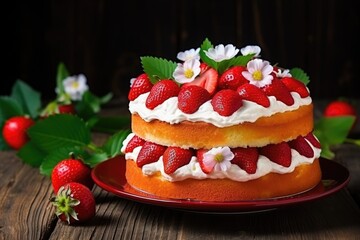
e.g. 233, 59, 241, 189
345, 138, 360, 146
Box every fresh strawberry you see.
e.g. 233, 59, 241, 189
51, 182, 95, 225
262, 79, 294, 106
288, 136, 314, 158
237, 83, 270, 107
231, 147, 259, 174
2, 115, 35, 150
219, 66, 249, 90
184, 67, 218, 95
211, 89, 243, 116
200, 62, 209, 74
128, 73, 153, 101
163, 147, 193, 174
58, 103, 76, 114
145, 79, 180, 109
125, 135, 146, 153
136, 141, 167, 167
324, 99, 358, 130
51, 156, 94, 193
304, 133, 321, 149
196, 149, 213, 174
178, 85, 211, 114
260, 142, 292, 167
281, 77, 309, 98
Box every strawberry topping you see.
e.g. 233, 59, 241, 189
125, 135, 146, 153
219, 66, 249, 90
262, 79, 294, 106
145, 79, 180, 109
136, 141, 167, 167
163, 147, 193, 174
281, 77, 309, 98
128, 73, 153, 101
260, 142, 292, 167
211, 89, 243, 116
231, 147, 259, 174
178, 85, 211, 114
184, 67, 218, 96
237, 83, 270, 107
289, 135, 314, 158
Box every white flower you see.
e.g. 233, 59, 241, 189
177, 48, 200, 61
173, 59, 201, 84
63, 74, 89, 101
274, 68, 292, 78
204, 44, 239, 62
240, 45, 261, 57
242, 59, 274, 88
203, 147, 234, 172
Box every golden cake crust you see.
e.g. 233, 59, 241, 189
132, 104, 314, 149
125, 158, 322, 201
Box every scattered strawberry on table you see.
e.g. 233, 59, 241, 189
323, 99, 358, 129
2, 116, 35, 150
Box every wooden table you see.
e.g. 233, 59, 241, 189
1, 129, 360, 240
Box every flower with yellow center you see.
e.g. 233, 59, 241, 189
202, 147, 234, 172
173, 59, 201, 84
63, 74, 89, 101
242, 59, 274, 88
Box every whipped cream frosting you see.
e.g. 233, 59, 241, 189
129, 91, 312, 127
121, 133, 321, 182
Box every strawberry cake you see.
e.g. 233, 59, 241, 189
121, 38, 322, 201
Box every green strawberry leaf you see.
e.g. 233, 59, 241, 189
217, 54, 254, 74
39, 146, 89, 176
141, 56, 177, 83
314, 116, 355, 159
10, 80, 41, 119
101, 129, 131, 157
17, 141, 46, 167
88, 116, 131, 134
290, 68, 310, 85
0, 96, 24, 121
56, 62, 70, 96
200, 38, 217, 70
85, 152, 109, 168
28, 114, 91, 153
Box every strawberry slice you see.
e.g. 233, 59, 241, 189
281, 77, 309, 98
184, 67, 218, 96
260, 142, 292, 167
196, 149, 213, 174
128, 73, 153, 101
125, 135, 146, 153
163, 147, 193, 174
262, 79, 294, 106
136, 141, 167, 167
304, 133, 321, 149
178, 85, 211, 114
289, 136, 314, 158
219, 66, 249, 90
231, 147, 259, 174
145, 79, 180, 109
237, 83, 270, 107
211, 89, 243, 116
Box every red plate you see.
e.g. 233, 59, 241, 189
92, 156, 350, 213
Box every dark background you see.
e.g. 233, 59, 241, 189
2, 0, 359, 102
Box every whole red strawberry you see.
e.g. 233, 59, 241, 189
324, 99, 357, 130
178, 85, 211, 114
51, 156, 94, 193
128, 73, 153, 101
2, 115, 35, 150
51, 182, 95, 225
145, 79, 180, 109
136, 141, 167, 167
58, 103, 76, 114
219, 66, 249, 90
163, 146, 193, 174
211, 89, 243, 116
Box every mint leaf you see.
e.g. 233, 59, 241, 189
39, 146, 89, 176
17, 141, 46, 167
28, 114, 91, 153
11, 80, 41, 119
141, 56, 177, 83
56, 62, 70, 95
290, 68, 310, 85
102, 129, 131, 157
314, 116, 355, 159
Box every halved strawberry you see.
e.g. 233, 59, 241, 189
136, 141, 167, 167
145, 79, 180, 109
178, 85, 211, 114
237, 83, 270, 107
163, 147, 193, 174
304, 133, 321, 149
184, 67, 218, 96
211, 89, 243, 116
219, 66, 249, 90
196, 149, 213, 174
281, 77, 309, 98
260, 142, 292, 167
288, 136, 314, 158
125, 135, 146, 153
128, 73, 153, 101
262, 79, 294, 106
231, 147, 259, 174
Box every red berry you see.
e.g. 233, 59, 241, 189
136, 141, 167, 167
178, 85, 211, 114
163, 147, 193, 174
260, 142, 292, 167
125, 135, 145, 153
2, 116, 35, 150
196, 149, 213, 174
262, 79, 294, 106
51, 157, 94, 193
304, 133, 321, 149
231, 147, 259, 174
184, 67, 218, 96
128, 73, 153, 101
281, 77, 309, 98
145, 80, 180, 109
58, 104, 76, 114
237, 83, 270, 107
211, 89, 243, 116
288, 136, 314, 158
51, 182, 95, 225
219, 66, 249, 90
324, 100, 357, 117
